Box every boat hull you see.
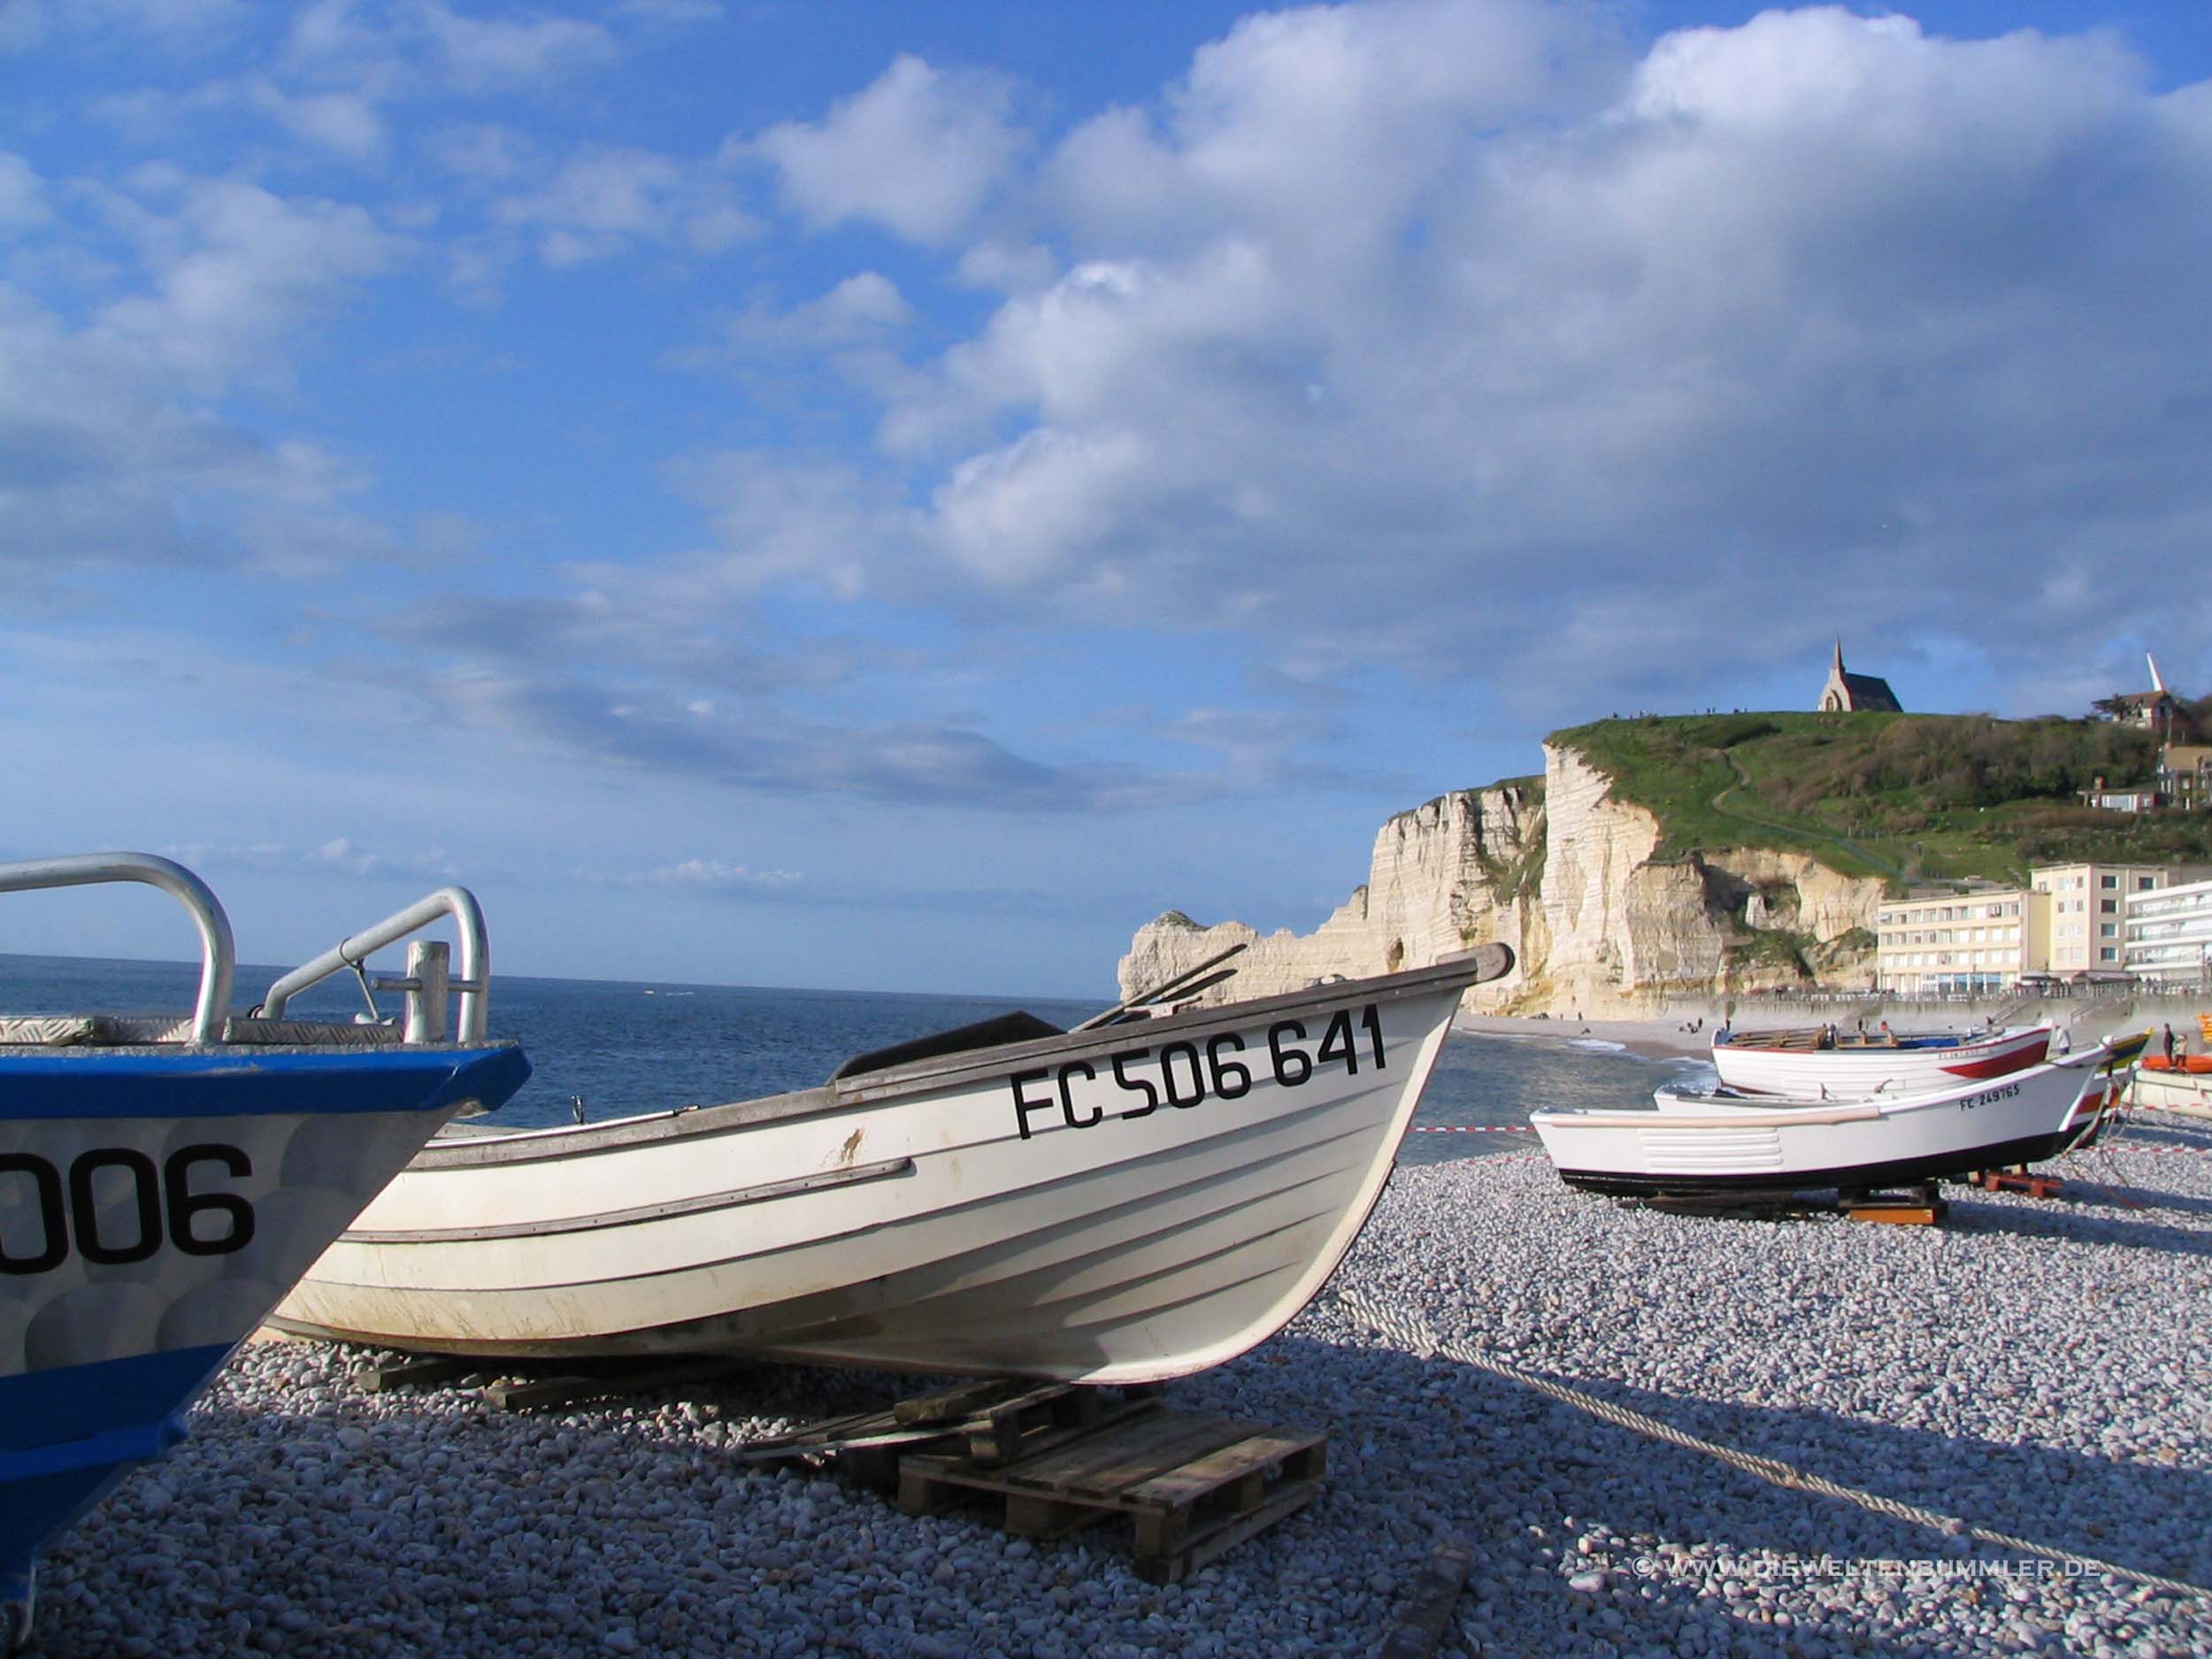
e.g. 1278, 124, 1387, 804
271, 955, 1506, 1384
2, 1046, 529, 1612
1709, 1025, 2052, 1098
2131, 1064, 2212, 1119
1531, 1059, 2096, 1196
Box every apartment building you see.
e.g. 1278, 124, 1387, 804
2123, 877, 2212, 988
2030, 863, 2197, 975
1873, 883, 2042, 997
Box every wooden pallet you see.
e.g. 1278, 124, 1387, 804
1971, 1168, 2065, 1199
740, 1379, 1162, 1488
1643, 1186, 1950, 1225
896, 1408, 1326, 1585
1844, 1187, 1947, 1225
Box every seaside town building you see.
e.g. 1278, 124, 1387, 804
2031, 862, 2197, 975
2157, 743, 2212, 810
2124, 877, 2212, 989
1873, 882, 2039, 997
1874, 862, 2212, 993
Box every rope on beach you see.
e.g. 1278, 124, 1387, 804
1409, 1124, 1537, 1134
1330, 1287, 2212, 1603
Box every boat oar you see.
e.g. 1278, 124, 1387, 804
1074, 941, 1248, 1031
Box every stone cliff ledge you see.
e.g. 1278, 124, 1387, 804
1118, 743, 1884, 1018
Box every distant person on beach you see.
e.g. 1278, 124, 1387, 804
1878, 1020, 1895, 1046
2164, 1024, 2177, 1064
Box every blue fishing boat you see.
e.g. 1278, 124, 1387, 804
1, 854, 529, 1652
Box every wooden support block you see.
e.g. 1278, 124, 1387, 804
892, 1409, 1326, 1582
357, 1356, 473, 1394
893, 1377, 1032, 1426
480, 1356, 746, 1412
1133, 1479, 1321, 1586
1846, 1199, 1946, 1226
1379, 1539, 1478, 1658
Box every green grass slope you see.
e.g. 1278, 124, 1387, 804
1545, 710, 2212, 888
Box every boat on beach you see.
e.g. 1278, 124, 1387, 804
1531, 1039, 2135, 1197
269, 944, 1514, 1385
1709, 1022, 2054, 1098
2132, 1051, 2212, 1119
1, 855, 529, 1652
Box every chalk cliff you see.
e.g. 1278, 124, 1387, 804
1118, 741, 1885, 1016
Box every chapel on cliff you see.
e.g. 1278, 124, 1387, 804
1816, 640, 1901, 713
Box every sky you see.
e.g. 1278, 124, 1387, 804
3, 0, 2210, 1000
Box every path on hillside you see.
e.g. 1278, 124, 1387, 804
1708, 753, 1909, 879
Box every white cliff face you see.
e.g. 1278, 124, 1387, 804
1119, 742, 1885, 1016
1116, 786, 1540, 1009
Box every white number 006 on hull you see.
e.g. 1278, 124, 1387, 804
271, 947, 1510, 1385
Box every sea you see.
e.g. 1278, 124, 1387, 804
0, 954, 1706, 1164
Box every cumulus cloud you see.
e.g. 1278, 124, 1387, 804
90, 172, 408, 395
490, 143, 757, 266
800, 3, 2212, 707
756, 54, 1028, 244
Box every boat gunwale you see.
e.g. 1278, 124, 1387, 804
410, 948, 1507, 1171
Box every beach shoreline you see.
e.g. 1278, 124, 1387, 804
35, 1112, 2212, 1658
1453, 1010, 1714, 1064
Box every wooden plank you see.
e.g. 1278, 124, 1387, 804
1379, 1540, 1477, 1658
1846, 1201, 1945, 1226
1121, 1428, 1325, 1511
892, 1377, 1036, 1426
1133, 1479, 1323, 1586
357, 1356, 473, 1394
1002, 1492, 1099, 1540
480, 1356, 745, 1412
994, 1411, 1256, 1499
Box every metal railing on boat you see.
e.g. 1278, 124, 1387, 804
0, 851, 234, 1043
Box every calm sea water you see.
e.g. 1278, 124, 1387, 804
0, 955, 1701, 1164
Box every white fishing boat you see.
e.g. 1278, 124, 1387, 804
1709, 1022, 2053, 1098
271, 944, 1513, 1385
2, 855, 529, 1651
1532, 1044, 2127, 1197
2131, 1056, 2212, 1120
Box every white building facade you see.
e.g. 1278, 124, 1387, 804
2124, 878, 2212, 990
2031, 863, 2193, 976
1874, 885, 2039, 997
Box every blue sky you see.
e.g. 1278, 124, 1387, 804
4, 1, 2208, 999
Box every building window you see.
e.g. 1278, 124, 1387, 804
2099, 948, 2118, 962
2101, 899, 2117, 914
2138, 877, 2154, 889
2101, 875, 2118, 888
2101, 924, 2117, 938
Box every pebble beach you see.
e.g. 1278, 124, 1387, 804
29, 1110, 2212, 1659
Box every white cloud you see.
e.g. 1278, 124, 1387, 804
611, 858, 803, 891
488, 143, 756, 267
803, 3, 2212, 699
157, 838, 459, 880
0, 151, 46, 227
757, 54, 1026, 245
89, 172, 407, 395
413, 1, 616, 92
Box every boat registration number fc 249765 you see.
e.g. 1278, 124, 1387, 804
1955, 1082, 2022, 1112
1009, 1005, 1387, 1140
0, 1145, 255, 1276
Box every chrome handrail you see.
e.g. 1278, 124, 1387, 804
0, 852, 236, 1043
257, 886, 490, 1041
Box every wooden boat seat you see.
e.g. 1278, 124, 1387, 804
828, 1010, 1065, 1082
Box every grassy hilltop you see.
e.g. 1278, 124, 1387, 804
1546, 710, 2212, 888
